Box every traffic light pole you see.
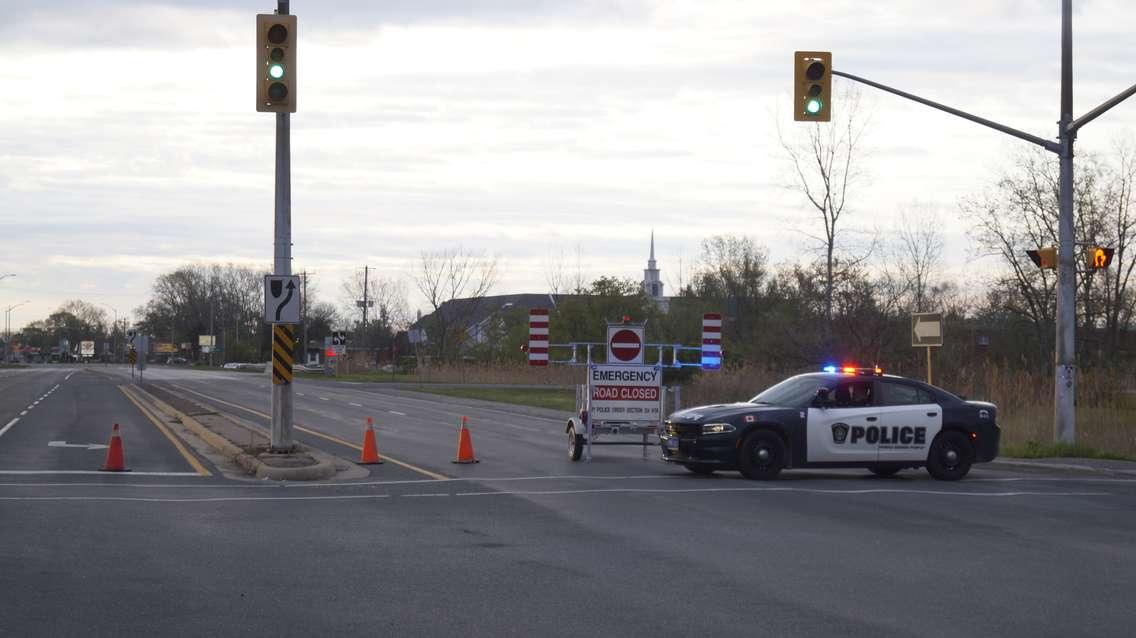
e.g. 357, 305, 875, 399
828, 0, 1136, 444
270, 0, 294, 452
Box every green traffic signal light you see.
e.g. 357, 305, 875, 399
806, 98, 823, 114
269, 63, 285, 79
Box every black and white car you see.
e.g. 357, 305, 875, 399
660, 367, 1000, 481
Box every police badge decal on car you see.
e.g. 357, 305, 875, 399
832, 423, 849, 444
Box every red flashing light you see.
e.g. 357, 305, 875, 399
622, 315, 632, 324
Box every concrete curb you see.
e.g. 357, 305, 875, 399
126, 385, 337, 481
992, 457, 1136, 477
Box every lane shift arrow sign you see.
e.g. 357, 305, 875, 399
48, 441, 108, 450
275, 280, 295, 321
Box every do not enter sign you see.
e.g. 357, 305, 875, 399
606, 325, 645, 364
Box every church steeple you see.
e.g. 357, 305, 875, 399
643, 231, 663, 300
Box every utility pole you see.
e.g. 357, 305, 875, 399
209, 299, 215, 367
817, 0, 1136, 443
267, 0, 294, 452
301, 270, 308, 366
362, 265, 369, 352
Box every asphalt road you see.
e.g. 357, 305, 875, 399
1, 364, 1134, 637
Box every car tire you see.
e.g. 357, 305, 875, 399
926, 430, 974, 481
684, 464, 716, 475
568, 425, 584, 461
868, 465, 902, 477
738, 430, 785, 481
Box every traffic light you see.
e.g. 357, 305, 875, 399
1087, 246, 1115, 270
256, 14, 297, 113
794, 51, 832, 122
1026, 246, 1058, 270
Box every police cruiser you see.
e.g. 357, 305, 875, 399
660, 366, 999, 481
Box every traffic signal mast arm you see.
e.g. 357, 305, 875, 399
829, 68, 1136, 154
828, 69, 1059, 153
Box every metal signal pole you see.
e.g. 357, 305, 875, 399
1054, 0, 1076, 443
270, 0, 294, 452
827, 0, 1136, 444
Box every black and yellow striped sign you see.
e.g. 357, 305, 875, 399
272, 325, 294, 385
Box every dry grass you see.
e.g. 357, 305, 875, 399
407, 362, 581, 386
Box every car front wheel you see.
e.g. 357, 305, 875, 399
738, 430, 785, 480
926, 431, 974, 481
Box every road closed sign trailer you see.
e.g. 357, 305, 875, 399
568, 363, 665, 462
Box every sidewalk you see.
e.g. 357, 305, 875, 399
992, 456, 1136, 477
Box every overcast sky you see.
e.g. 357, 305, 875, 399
2, 0, 1135, 329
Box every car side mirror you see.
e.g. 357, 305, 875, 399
814, 387, 832, 408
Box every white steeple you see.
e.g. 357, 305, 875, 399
643, 231, 663, 300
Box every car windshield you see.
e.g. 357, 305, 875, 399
750, 375, 829, 408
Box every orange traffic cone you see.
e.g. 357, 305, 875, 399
100, 423, 128, 472
453, 416, 479, 464
359, 416, 383, 465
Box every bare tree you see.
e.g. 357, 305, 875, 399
778, 85, 871, 330
413, 248, 498, 361
891, 203, 944, 312
964, 145, 1136, 358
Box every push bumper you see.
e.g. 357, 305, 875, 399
659, 434, 737, 467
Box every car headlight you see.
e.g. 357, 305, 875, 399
701, 423, 736, 435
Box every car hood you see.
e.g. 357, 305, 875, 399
669, 402, 777, 423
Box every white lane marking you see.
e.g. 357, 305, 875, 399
0, 474, 680, 490
65, 372, 75, 380
0, 494, 392, 503
349, 402, 362, 407
297, 393, 305, 397
0, 486, 1112, 503
0, 471, 203, 477
389, 410, 407, 416
47, 441, 108, 450
452, 487, 1113, 498
0, 418, 20, 438
400, 493, 450, 498
319, 397, 330, 401
19, 410, 27, 416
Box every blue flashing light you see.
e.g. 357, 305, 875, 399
822, 365, 837, 373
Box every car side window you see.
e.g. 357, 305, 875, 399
878, 381, 933, 405
833, 381, 874, 408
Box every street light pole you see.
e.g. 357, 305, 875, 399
5, 300, 30, 362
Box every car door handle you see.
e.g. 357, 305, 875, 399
926, 412, 938, 417
866, 416, 878, 422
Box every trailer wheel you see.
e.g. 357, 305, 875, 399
568, 425, 584, 461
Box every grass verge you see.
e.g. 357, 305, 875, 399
411, 386, 576, 412
1001, 440, 1136, 462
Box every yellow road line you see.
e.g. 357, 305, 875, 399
169, 383, 448, 481
118, 385, 212, 477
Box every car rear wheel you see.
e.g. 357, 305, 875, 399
684, 464, 716, 475
738, 430, 784, 480
868, 465, 902, 477
568, 425, 584, 461
926, 430, 973, 481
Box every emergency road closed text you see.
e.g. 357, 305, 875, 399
592, 385, 660, 401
